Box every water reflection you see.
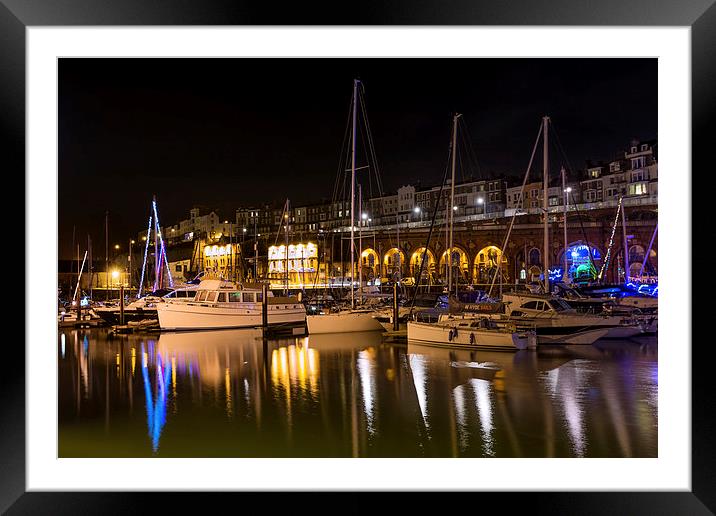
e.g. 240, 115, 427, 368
58, 329, 658, 458
140, 342, 170, 452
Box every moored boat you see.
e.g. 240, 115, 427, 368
157, 279, 305, 331
306, 309, 385, 334
407, 318, 536, 351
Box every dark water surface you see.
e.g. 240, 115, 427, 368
58, 328, 657, 457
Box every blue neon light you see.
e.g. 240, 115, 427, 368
138, 215, 152, 298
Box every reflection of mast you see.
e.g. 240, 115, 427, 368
141, 343, 171, 453
470, 378, 495, 457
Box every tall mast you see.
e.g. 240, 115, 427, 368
621, 201, 629, 283
350, 79, 358, 310
285, 199, 290, 296
561, 166, 569, 283
105, 210, 109, 300
448, 113, 461, 294
542, 116, 550, 293
358, 183, 363, 304
88, 234, 93, 300
154, 195, 159, 289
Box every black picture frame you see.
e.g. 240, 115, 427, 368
3, 1, 711, 513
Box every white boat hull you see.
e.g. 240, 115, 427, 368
603, 325, 644, 339
537, 328, 610, 345
157, 302, 305, 331
407, 321, 534, 351
306, 311, 385, 334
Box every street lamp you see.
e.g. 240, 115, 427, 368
414, 206, 422, 222
111, 269, 120, 297
476, 197, 485, 215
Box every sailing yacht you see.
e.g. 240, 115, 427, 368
407, 316, 536, 351
306, 79, 387, 334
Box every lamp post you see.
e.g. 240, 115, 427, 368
414, 206, 422, 222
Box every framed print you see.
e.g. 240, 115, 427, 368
2, 0, 712, 513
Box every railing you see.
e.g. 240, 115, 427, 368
329, 195, 657, 234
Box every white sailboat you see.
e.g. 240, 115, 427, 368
407, 317, 536, 351
306, 79, 386, 334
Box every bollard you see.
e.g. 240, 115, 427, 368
393, 282, 399, 331
119, 285, 125, 325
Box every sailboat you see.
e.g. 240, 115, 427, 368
306, 79, 385, 334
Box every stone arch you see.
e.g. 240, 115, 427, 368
410, 247, 437, 282
556, 242, 603, 283
438, 246, 470, 283
383, 247, 405, 279
472, 245, 508, 284
360, 248, 380, 280
528, 247, 541, 266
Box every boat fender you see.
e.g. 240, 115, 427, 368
470, 333, 475, 345
448, 329, 454, 341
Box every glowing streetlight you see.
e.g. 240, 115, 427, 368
361, 213, 368, 220
114, 244, 120, 250
111, 269, 120, 279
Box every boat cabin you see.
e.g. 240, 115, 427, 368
502, 293, 574, 317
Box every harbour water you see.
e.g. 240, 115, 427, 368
58, 328, 657, 458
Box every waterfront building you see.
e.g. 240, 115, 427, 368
131, 138, 657, 287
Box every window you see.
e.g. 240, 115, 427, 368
522, 301, 540, 310
206, 291, 218, 302
243, 292, 255, 303
229, 292, 242, 302
175, 265, 183, 272
641, 144, 648, 151
631, 156, 645, 169
217, 292, 227, 303
548, 300, 568, 312
196, 291, 207, 302
257, 293, 263, 303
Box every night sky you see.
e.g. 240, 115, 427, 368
58, 58, 657, 260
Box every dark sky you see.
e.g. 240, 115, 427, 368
58, 58, 656, 260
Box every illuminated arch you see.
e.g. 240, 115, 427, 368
383, 247, 406, 278
438, 246, 469, 282
410, 247, 436, 279
472, 245, 508, 284
360, 248, 380, 279
556, 242, 602, 282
